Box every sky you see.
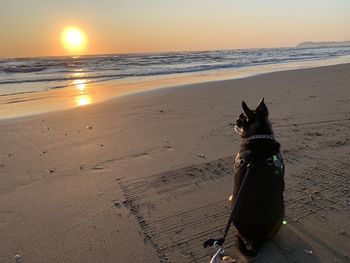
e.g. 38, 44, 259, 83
0, 0, 349, 58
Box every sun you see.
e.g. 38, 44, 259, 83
61, 26, 87, 53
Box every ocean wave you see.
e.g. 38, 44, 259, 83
1, 45, 350, 92
2, 66, 47, 73
0, 63, 243, 85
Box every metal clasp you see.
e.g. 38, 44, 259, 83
266, 158, 274, 166
210, 241, 224, 263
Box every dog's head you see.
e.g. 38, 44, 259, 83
235, 98, 273, 138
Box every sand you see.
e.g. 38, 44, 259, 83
0, 63, 349, 262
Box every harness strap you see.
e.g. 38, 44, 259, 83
236, 154, 284, 170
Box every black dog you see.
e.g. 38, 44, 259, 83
232, 99, 285, 257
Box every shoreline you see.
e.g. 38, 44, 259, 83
1, 55, 350, 121
0, 63, 349, 262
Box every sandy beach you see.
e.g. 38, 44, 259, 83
0, 63, 350, 262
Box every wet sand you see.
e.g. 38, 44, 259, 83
1, 55, 350, 120
0, 63, 349, 262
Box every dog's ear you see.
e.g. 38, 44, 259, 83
256, 98, 268, 117
242, 101, 255, 120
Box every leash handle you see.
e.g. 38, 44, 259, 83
210, 247, 224, 263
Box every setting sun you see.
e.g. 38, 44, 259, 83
61, 26, 87, 54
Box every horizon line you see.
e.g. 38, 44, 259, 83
1, 44, 296, 60
2, 40, 350, 60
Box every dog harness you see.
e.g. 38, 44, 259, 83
235, 152, 284, 171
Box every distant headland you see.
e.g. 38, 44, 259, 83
296, 41, 350, 48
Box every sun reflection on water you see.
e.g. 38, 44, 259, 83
73, 78, 92, 106
76, 95, 91, 106
73, 79, 86, 91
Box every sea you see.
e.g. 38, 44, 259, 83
1, 45, 350, 119
1, 45, 350, 97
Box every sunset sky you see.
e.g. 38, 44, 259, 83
1, 0, 349, 58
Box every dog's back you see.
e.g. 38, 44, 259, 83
233, 141, 284, 255
232, 99, 285, 257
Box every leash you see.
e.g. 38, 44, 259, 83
203, 163, 253, 248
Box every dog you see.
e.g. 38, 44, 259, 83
232, 98, 285, 258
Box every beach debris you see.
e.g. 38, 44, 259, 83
93, 166, 103, 170
49, 169, 55, 173
174, 227, 184, 234
0, 163, 6, 168
158, 109, 164, 113
8, 153, 13, 157
229, 195, 234, 203
39, 150, 47, 157
122, 199, 131, 207
222, 256, 237, 262
334, 139, 347, 145
187, 172, 196, 176
304, 249, 313, 255
197, 153, 206, 158
114, 200, 121, 208
184, 251, 195, 258
338, 230, 347, 235
86, 126, 93, 130
14, 254, 23, 263
308, 193, 314, 201
143, 236, 151, 244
